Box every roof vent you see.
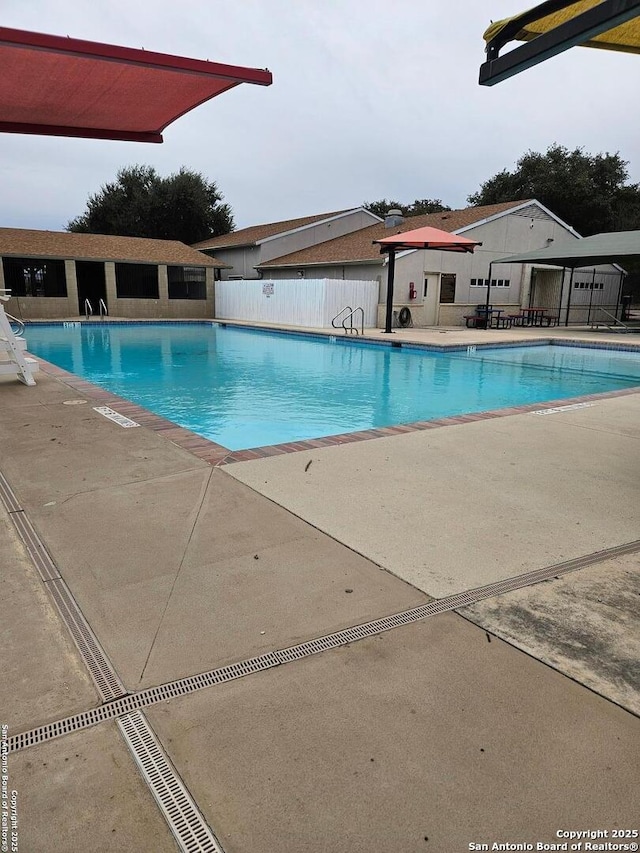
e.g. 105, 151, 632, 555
385, 209, 405, 229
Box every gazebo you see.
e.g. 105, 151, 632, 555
374, 226, 480, 333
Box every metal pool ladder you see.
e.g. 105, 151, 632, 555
84, 298, 93, 319
99, 298, 108, 320
332, 305, 364, 335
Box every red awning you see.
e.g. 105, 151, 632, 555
0, 26, 272, 143
375, 225, 481, 252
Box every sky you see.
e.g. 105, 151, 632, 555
1, 0, 639, 233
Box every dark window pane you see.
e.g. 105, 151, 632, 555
167, 266, 206, 300
440, 273, 456, 304
2, 257, 67, 297
115, 263, 159, 299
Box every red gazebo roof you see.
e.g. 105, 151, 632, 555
374, 225, 481, 253
0, 26, 272, 143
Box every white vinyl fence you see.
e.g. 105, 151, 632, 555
215, 279, 379, 328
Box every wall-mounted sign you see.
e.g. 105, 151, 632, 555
262, 282, 274, 297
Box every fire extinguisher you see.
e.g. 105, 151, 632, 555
409, 282, 417, 300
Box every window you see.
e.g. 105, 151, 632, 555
472, 277, 509, 287
115, 263, 159, 299
2, 257, 67, 297
439, 273, 456, 303
574, 281, 603, 290
167, 266, 206, 300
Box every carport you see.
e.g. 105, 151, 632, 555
493, 229, 640, 327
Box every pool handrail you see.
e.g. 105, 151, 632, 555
332, 304, 364, 335
342, 306, 364, 336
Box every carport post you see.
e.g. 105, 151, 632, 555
557, 267, 566, 322
587, 268, 596, 325
383, 247, 396, 333
564, 267, 575, 326
615, 270, 625, 319
484, 262, 493, 328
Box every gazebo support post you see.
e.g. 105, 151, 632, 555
383, 248, 396, 333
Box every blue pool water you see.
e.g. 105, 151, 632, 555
25, 323, 640, 450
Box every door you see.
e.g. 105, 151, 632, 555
76, 261, 107, 316
422, 273, 439, 325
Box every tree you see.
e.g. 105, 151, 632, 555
468, 144, 640, 236
364, 198, 451, 219
67, 165, 234, 244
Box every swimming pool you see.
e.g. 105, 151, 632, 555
25, 323, 640, 450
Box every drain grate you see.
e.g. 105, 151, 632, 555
10, 536, 640, 755
46, 577, 126, 701
8, 508, 61, 582
118, 711, 223, 853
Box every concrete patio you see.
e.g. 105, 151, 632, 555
1, 324, 638, 852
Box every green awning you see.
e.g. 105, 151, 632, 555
493, 230, 640, 268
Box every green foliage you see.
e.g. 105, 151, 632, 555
363, 198, 451, 219
468, 144, 640, 236
67, 165, 234, 243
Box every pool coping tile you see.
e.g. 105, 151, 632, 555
32, 346, 640, 467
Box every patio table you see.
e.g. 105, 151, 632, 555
521, 307, 550, 326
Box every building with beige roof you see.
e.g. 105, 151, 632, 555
0, 228, 227, 320
249, 200, 622, 327
194, 208, 382, 280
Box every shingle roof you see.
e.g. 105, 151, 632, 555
192, 209, 358, 250
259, 201, 531, 268
0, 228, 226, 266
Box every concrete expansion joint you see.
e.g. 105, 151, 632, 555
8, 534, 640, 757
